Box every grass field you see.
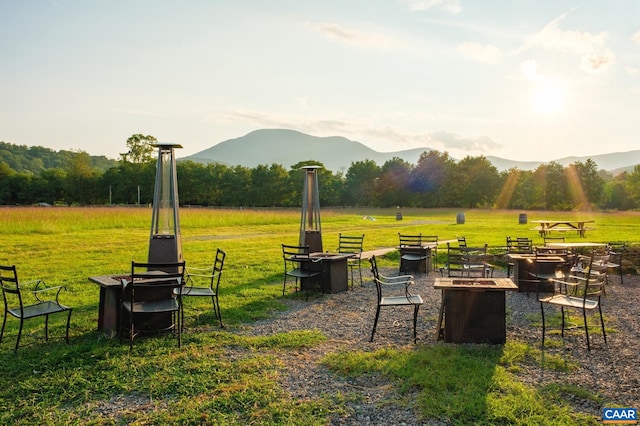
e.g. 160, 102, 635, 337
0, 207, 637, 424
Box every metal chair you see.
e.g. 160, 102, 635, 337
506, 237, 533, 277
0, 264, 72, 352
539, 253, 607, 351
607, 242, 626, 285
445, 243, 493, 278
120, 261, 185, 349
543, 235, 565, 246
282, 244, 323, 299
369, 256, 423, 343
181, 248, 226, 328
336, 234, 365, 288
398, 233, 428, 275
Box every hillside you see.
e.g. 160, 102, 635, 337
183, 129, 640, 173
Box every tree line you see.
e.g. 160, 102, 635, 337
2, 134, 640, 210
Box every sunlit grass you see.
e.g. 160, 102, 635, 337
0, 207, 636, 424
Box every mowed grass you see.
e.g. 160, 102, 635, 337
0, 207, 637, 424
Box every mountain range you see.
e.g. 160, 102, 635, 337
183, 129, 640, 174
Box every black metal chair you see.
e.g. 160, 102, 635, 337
506, 236, 533, 277
369, 256, 423, 343
120, 261, 185, 349
607, 242, 626, 285
398, 233, 428, 275
539, 253, 607, 351
181, 248, 226, 329
282, 244, 323, 299
0, 264, 72, 352
337, 234, 365, 288
445, 243, 493, 278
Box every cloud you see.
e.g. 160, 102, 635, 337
520, 59, 542, 81
632, 31, 640, 44
513, 11, 615, 74
624, 66, 639, 75
430, 130, 503, 152
580, 50, 615, 74
306, 22, 399, 49
405, 0, 462, 14
457, 42, 501, 64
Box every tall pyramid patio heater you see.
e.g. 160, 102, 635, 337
299, 165, 323, 253
148, 143, 183, 271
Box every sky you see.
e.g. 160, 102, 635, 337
1, 1, 639, 163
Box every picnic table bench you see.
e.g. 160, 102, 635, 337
530, 220, 595, 238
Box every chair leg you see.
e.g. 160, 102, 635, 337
370, 306, 381, 342
413, 305, 420, 344
45, 314, 50, 341
560, 307, 566, 338
357, 262, 363, 286
0, 311, 6, 344
65, 310, 72, 344
583, 309, 591, 351
599, 304, 607, 345
213, 295, 224, 328
540, 302, 546, 349
435, 293, 445, 341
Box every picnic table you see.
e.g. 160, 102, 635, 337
530, 219, 595, 238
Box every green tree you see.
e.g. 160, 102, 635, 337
120, 134, 157, 164
377, 157, 412, 207
343, 160, 381, 206
410, 150, 455, 207
569, 159, 604, 209
454, 156, 501, 208
625, 165, 640, 206
64, 151, 100, 205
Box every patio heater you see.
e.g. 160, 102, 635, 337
299, 165, 323, 253
148, 143, 183, 270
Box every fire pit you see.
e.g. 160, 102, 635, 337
434, 277, 517, 344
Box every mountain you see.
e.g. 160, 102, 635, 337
182, 129, 640, 173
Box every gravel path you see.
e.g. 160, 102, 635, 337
240, 266, 640, 425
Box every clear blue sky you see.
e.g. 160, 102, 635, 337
1, 1, 638, 162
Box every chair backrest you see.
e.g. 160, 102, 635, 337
337, 234, 364, 255
607, 242, 626, 263
507, 237, 533, 254
282, 244, 311, 268
543, 236, 565, 246
457, 236, 467, 248
211, 248, 226, 290
0, 265, 22, 309
533, 247, 569, 280
399, 234, 422, 247
127, 261, 186, 300
446, 243, 489, 277
574, 254, 606, 301
369, 255, 384, 304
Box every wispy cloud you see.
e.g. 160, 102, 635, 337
305, 22, 400, 49
404, 0, 462, 14
632, 31, 640, 44
457, 42, 501, 64
512, 11, 614, 74
431, 130, 502, 152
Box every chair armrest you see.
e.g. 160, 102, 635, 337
378, 272, 414, 283
186, 266, 214, 273
30, 280, 65, 303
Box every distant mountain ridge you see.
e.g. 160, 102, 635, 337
183, 129, 640, 174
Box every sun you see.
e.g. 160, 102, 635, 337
532, 82, 567, 115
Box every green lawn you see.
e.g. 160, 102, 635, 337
0, 207, 636, 424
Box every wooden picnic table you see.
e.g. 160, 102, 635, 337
530, 219, 595, 238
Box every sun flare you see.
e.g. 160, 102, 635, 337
533, 82, 567, 115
